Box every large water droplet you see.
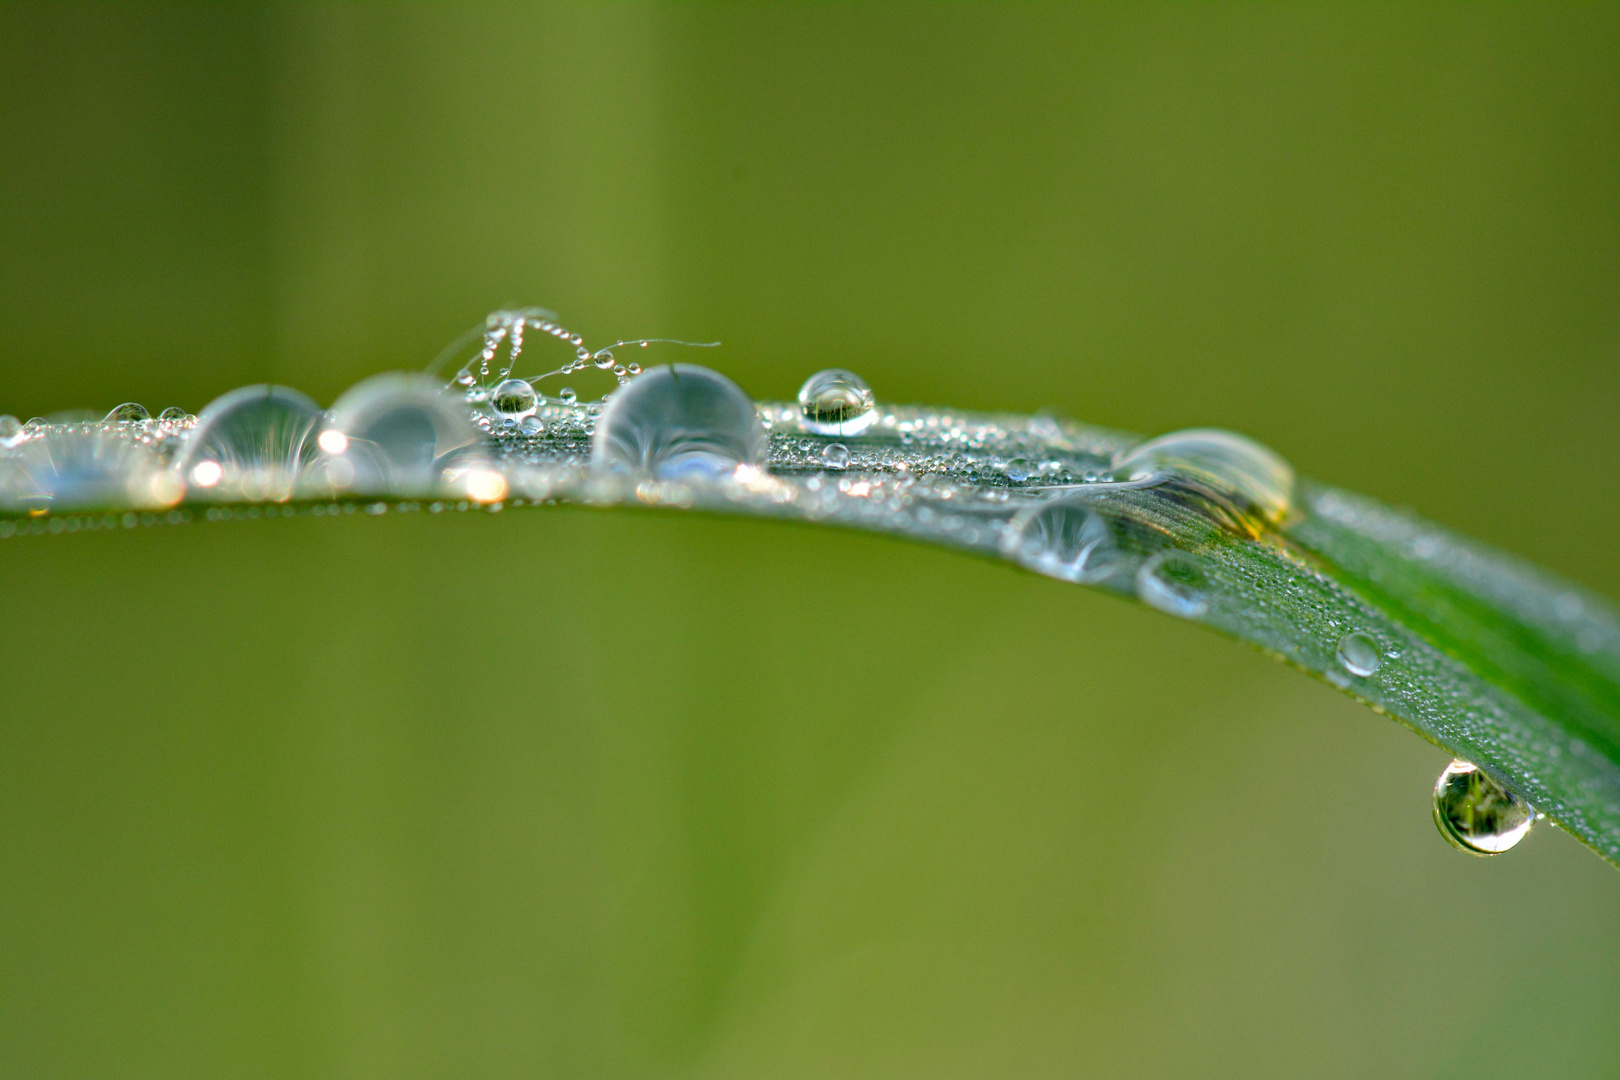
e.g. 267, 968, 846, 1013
1002, 497, 1127, 583
1112, 428, 1294, 533
1432, 760, 1533, 855
324, 374, 487, 496
105, 402, 150, 423
593, 364, 764, 480
0, 426, 179, 511
798, 369, 877, 437
490, 378, 538, 420
1135, 549, 1211, 618
179, 385, 322, 501
1337, 631, 1381, 677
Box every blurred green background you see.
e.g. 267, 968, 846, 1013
3, 4, 1620, 1077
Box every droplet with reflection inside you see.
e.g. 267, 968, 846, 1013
324, 373, 487, 496
490, 379, 538, 420
592, 364, 764, 481
1002, 497, 1126, 583
821, 443, 851, 470
1112, 428, 1294, 533
1135, 549, 1211, 618
105, 402, 150, 423
1337, 631, 1381, 677
1432, 759, 1533, 855
178, 384, 323, 501
798, 369, 876, 436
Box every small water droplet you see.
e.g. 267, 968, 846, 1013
821, 443, 851, 470
454, 369, 476, 386
1003, 457, 1032, 483
179, 385, 323, 501
490, 378, 538, 420
1337, 631, 1381, 677
1432, 760, 1533, 855
520, 416, 545, 435
1135, 550, 1211, 618
1112, 428, 1294, 534
593, 364, 765, 481
158, 407, 188, 422
627, 362, 642, 375
105, 402, 150, 423
1002, 497, 1126, 583
798, 369, 877, 437
559, 388, 577, 405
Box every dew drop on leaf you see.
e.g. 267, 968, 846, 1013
1135, 549, 1211, 618
1337, 631, 1382, 677
798, 369, 877, 437
1432, 759, 1533, 855
490, 379, 538, 420
593, 364, 764, 481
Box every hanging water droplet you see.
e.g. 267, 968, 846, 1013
1337, 631, 1381, 677
1002, 497, 1126, 583
593, 364, 765, 481
105, 402, 150, 423
627, 362, 642, 375
821, 443, 851, 470
455, 369, 476, 386
559, 388, 577, 405
324, 373, 489, 496
158, 407, 188, 422
798, 369, 877, 437
1432, 759, 1533, 855
1135, 550, 1211, 618
1112, 428, 1294, 534
490, 378, 538, 420
178, 385, 323, 502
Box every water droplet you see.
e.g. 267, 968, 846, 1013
821, 443, 851, 470
520, 416, 545, 435
455, 369, 476, 386
1112, 428, 1294, 533
627, 362, 642, 375
1337, 631, 1381, 677
1003, 457, 1033, 483
1135, 550, 1211, 618
105, 402, 150, 423
325, 373, 488, 496
593, 364, 765, 481
1432, 760, 1533, 855
559, 388, 577, 405
178, 385, 323, 501
490, 378, 538, 420
0, 415, 22, 447
1002, 497, 1126, 583
0, 426, 178, 511
798, 369, 877, 436
158, 407, 188, 422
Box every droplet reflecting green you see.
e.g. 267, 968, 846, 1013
798, 369, 876, 437
1432, 759, 1533, 855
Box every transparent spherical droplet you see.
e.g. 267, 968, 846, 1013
1337, 631, 1381, 677
520, 416, 545, 435
157, 407, 189, 422
1112, 428, 1294, 533
821, 442, 851, 470
105, 402, 150, 423
559, 388, 577, 405
490, 378, 538, 420
627, 362, 642, 375
1433, 760, 1533, 855
454, 369, 476, 386
798, 369, 877, 436
1136, 549, 1211, 618
324, 373, 489, 496
1002, 497, 1125, 583
1003, 457, 1033, 483
593, 364, 765, 481
178, 385, 323, 502
0, 426, 177, 511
